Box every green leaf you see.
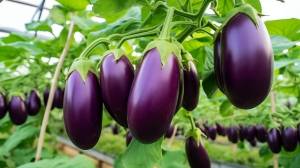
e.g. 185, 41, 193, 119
92, 0, 136, 23
214, 0, 261, 17
202, 72, 218, 98
1, 33, 28, 43
73, 15, 102, 31
25, 21, 52, 32
49, 6, 67, 25
271, 36, 296, 55
159, 150, 188, 168
219, 99, 234, 116
0, 46, 25, 60
265, 19, 300, 41
115, 139, 163, 168
57, 0, 89, 11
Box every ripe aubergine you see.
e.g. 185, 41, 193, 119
249, 139, 257, 147
185, 137, 211, 168
64, 71, 102, 149
214, 35, 225, 92
175, 69, 184, 112
267, 128, 281, 154
216, 123, 226, 136
127, 48, 180, 143
255, 125, 267, 143
53, 87, 64, 108
111, 124, 119, 135
207, 126, 217, 140
9, 96, 27, 125
0, 93, 7, 119
227, 126, 239, 143
43, 88, 53, 109
281, 127, 297, 152
182, 61, 200, 111
100, 53, 134, 128
26, 90, 41, 116
245, 126, 256, 142
214, 13, 273, 109
239, 125, 246, 141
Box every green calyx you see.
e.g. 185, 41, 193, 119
8, 92, 25, 100
103, 48, 126, 61
187, 128, 202, 146
143, 39, 182, 66
68, 58, 96, 82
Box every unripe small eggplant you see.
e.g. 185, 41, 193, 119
100, 53, 134, 128
9, 96, 27, 125
255, 125, 267, 143
0, 93, 7, 119
185, 137, 211, 168
216, 123, 226, 136
249, 139, 257, 147
26, 90, 41, 116
239, 125, 246, 142
111, 124, 119, 135
53, 87, 64, 108
207, 126, 217, 140
245, 126, 256, 142
182, 61, 200, 111
227, 126, 239, 143
267, 128, 281, 154
281, 127, 297, 152
43, 88, 50, 105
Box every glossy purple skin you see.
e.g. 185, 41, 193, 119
207, 126, 217, 140
64, 71, 102, 150
239, 125, 246, 141
182, 61, 200, 111
126, 131, 133, 146
0, 93, 7, 119
9, 96, 27, 125
175, 69, 184, 112
185, 137, 211, 168
214, 35, 225, 92
255, 125, 267, 142
227, 126, 239, 143
165, 125, 175, 138
281, 127, 298, 152
26, 90, 41, 116
267, 128, 281, 154
245, 126, 256, 142
216, 123, 226, 136
53, 87, 64, 108
218, 13, 273, 109
127, 48, 180, 143
100, 54, 134, 128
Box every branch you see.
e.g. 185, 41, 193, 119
35, 17, 75, 161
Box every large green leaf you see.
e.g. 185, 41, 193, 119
49, 6, 67, 25
115, 139, 163, 168
265, 19, 300, 41
215, 0, 261, 17
0, 46, 25, 60
25, 21, 52, 32
92, 0, 136, 23
159, 150, 188, 168
219, 99, 234, 116
202, 72, 218, 98
271, 36, 296, 55
56, 0, 89, 11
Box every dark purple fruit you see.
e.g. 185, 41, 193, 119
267, 128, 281, 154
126, 131, 133, 146
175, 69, 184, 112
182, 61, 200, 111
9, 96, 27, 125
185, 137, 211, 168
53, 87, 64, 108
100, 53, 134, 128
0, 93, 7, 119
207, 126, 217, 140
255, 125, 267, 143
227, 126, 239, 143
127, 48, 180, 143
239, 125, 246, 141
165, 125, 175, 138
43, 88, 53, 109
64, 71, 102, 149
214, 13, 273, 109
281, 127, 297, 152
111, 124, 119, 135
245, 126, 256, 142
249, 139, 257, 147
216, 123, 226, 136
26, 90, 41, 116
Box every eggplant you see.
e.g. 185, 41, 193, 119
214, 13, 273, 109
207, 126, 217, 140
239, 125, 246, 141
111, 124, 119, 135
245, 126, 256, 142
0, 93, 7, 119
43, 88, 50, 105
26, 90, 41, 116
126, 131, 133, 146
64, 71, 102, 149
281, 127, 297, 152
249, 139, 257, 147
297, 124, 300, 142
53, 87, 64, 108
9, 96, 27, 125
255, 125, 267, 143
175, 69, 184, 112
165, 125, 175, 138
216, 123, 226, 136
185, 137, 211, 168
267, 128, 281, 154
227, 126, 239, 143
182, 61, 200, 111
100, 54, 134, 128
127, 48, 180, 143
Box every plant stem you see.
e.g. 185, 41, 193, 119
159, 7, 174, 40
35, 17, 75, 161
79, 38, 110, 58
187, 112, 196, 131
167, 124, 178, 147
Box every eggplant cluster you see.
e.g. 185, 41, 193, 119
214, 13, 273, 109
201, 123, 300, 153
43, 87, 64, 109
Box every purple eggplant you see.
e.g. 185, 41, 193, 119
127, 48, 180, 143
126, 131, 133, 146
207, 126, 217, 140
111, 124, 119, 135
245, 126, 256, 142
255, 125, 267, 143
249, 139, 257, 147
9, 96, 27, 125
267, 128, 281, 154
185, 137, 211, 168
53, 87, 64, 108
227, 126, 239, 143
239, 125, 246, 141
297, 124, 300, 142
182, 61, 200, 111
26, 90, 41, 116
64, 71, 102, 149
43, 88, 53, 109
165, 125, 175, 138
214, 34, 225, 92
216, 123, 226, 136
0, 93, 7, 119
175, 69, 184, 112
100, 54, 134, 128
215, 13, 273, 109
281, 127, 298, 152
